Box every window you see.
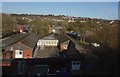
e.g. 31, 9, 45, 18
16, 50, 22, 55
63, 45, 68, 49
72, 61, 81, 71
51, 41, 53, 44
64, 45, 67, 47
49, 41, 51, 45
72, 61, 80, 65
46, 41, 48, 44
19, 51, 22, 55
15, 50, 23, 58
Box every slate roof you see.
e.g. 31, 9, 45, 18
3, 33, 42, 51
20, 33, 41, 48
34, 47, 59, 58
54, 34, 69, 44
39, 33, 69, 43
5, 42, 32, 50
62, 40, 70, 45
41, 33, 57, 40
2, 33, 29, 50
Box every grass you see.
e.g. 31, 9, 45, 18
78, 39, 90, 46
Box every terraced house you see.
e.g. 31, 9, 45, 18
2, 33, 40, 59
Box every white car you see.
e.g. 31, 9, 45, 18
91, 43, 100, 47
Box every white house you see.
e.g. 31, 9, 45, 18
37, 33, 59, 47
37, 40, 59, 47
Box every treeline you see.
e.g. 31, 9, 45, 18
2, 14, 54, 37
10, 13, 66, 17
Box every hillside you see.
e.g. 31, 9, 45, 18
2, 13, 118, 50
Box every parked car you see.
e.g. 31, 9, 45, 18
90, 43, 100, 47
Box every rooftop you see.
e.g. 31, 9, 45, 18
20, 33, 41, 48
2, 33, 29, 50
3, 33, 41, 50
54, 34, 69, 43
34, 47, 59, 58
41, 33, 57, 40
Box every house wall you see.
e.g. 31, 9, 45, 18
60, 44, 69, 51
37, 40, 59, 47
3, 51, 13, 59
16, 25, 24, 33
0, 62, 11, 66
60, 40, 70, 51
13, 50, 32, 59
23, 50, 32, 59
13, 50, 23, 58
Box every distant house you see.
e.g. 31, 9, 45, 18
15, 25, 24, 33
14, 25, 29, 33
3, 33, 40, 59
